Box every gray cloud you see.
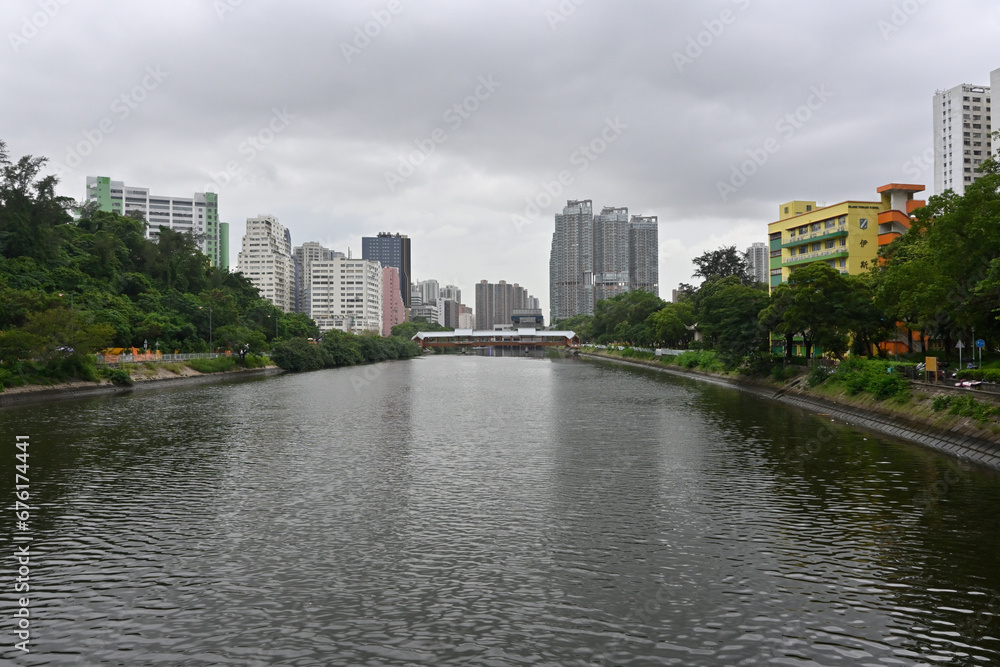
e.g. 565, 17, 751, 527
3, 0, 997, 313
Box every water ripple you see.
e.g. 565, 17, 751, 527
2, 357, 1000, 664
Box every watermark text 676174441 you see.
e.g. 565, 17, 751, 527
11, 435, 33, 654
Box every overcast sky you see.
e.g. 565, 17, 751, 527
4, 0, 999, 317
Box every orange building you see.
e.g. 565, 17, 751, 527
875, 183, 925, 355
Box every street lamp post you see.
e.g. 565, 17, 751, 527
268, 314, 278, 340
200, 306, 213, 353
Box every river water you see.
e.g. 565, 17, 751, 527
3, 354, 1000, 666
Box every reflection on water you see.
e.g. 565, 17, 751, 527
2, 355, 1000, 665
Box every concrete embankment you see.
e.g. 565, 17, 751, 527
0, 367, 285, 409
579, 352, 1000, 471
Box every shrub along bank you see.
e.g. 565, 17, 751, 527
270, 332, 421, 372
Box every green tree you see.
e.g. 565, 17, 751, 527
21, 308, 114, 360
271, 337, 325, 372
319, 329, 364, 366
692, 246, 753, 285
696, 277, 770, 365
391, 320, 452, 340
213, 325, 267, 364
591, 290, 666, 344
759, 283, 797, 359
0, 141, 73, 263
553, 313, 594, 342
278, 312, 320, 341
872, 154, 1000, 356
649, 301, 694, 348
764, 263, 864, 360
845, 274, 893, 357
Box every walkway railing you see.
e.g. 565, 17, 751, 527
96, 352, 230, 365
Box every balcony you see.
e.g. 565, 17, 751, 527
782, 248, 849, 267
877, 209, 912, 229
780, 227, 847, 248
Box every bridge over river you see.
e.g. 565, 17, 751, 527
411, 328, 580, 350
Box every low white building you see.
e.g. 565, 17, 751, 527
85, 176, 228, 269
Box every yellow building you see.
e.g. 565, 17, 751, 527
764, 184, 926, 356
767, 199, 884, 290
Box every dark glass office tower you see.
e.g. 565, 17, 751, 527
362, 232, 411, 308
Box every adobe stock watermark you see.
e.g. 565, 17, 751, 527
511, 117, 628, 232
384, 75, 501, 192
901, 150, 932, 182
340, 0, 403, 63
901, 139, 940, 181
204, 107, 296, 192
716, 85, 833, 202
8, 0, 72, 53
50, 65, 168, 179
673, 0, 751, 73
546, 0, 587, 31
349, 363, 385, 395
213, 0, 246, 20
878, 0, 930, 41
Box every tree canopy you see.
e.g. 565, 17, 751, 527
0, 141, 328, 385
692, 245, 755, 286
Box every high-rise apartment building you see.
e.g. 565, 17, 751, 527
362, 232, 411, 308
745, 241, 768, 285
549, 200, 659, 322
417, 279, 440, 307
440, 299, 461, 329
381, 266, 405, 337
550, 199, 594, 322
933, 71, 997, 196
219, 222, 230, 270
236, 215, 295, 312
85, 176, 229, 269
307, 257, 383, 334
628, 215, 658, 296
440, 284, 462, 305
476, 280, 530, 330
293, 242, 343, 314
594, 206, 630, 303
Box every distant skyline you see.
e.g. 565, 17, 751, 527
4, 1, 999, 316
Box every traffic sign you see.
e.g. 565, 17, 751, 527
956, 341, 965, 349
977, 339, 986, 348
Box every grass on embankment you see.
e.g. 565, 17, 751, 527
583, 346, 1000, 435
0, 354, 272, 391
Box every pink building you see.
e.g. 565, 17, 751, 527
382, 266, 406, 336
